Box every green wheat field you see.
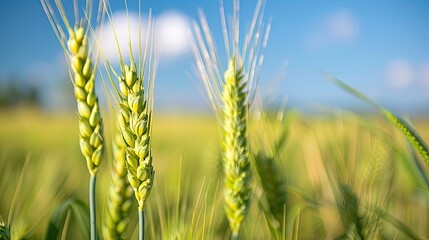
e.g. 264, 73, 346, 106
0, 108, 428, 239
1, 0, 428, 239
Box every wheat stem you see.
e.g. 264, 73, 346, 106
70, 24, 102, 240
139, 210, 144, 240
101, 4, 156, 238
89, 175, 97, 240
40, 3, 104, 239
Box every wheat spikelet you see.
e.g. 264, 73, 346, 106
117, 62, 154, 211
99, 3, 157, 239
383, 111, 429, 166
254, 151, 287, 226
71, 26, 104, 176
100, 5, 157, 212
337, 184, 365, 240
41, 2, 104, 239
0, 218, 10, 240
103, 130, 134, 240
252, 109, 290, 228
40, 0, 104, 176
324, 74, 429, 167
192, 0, 270, 236
221, 59, 251, 235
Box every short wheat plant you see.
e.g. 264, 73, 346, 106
252, 109, 289, 234
192, 0, 270, 237
40, 0, 104, 239
101, 3, 157, 239
103, 129, 134, 240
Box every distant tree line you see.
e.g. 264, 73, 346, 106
0, 77, 41, 108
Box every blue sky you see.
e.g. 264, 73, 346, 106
0, 0, 428, 114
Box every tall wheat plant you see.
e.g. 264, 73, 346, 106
40, 1, 104, 239
100, 2, 157, 239
192, 0, 270, 238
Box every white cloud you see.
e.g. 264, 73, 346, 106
307, 9, 359, 48
327, 10, 358, 42
419, 61, 429, 86
97, 11, 146, 64
385, 60, 414, 88
156, 11, 190, 58
96, 10, 191, 63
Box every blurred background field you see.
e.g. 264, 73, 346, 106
0, 107, 428, 239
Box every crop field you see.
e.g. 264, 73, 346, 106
1, 0, 428, 239
0, 109, 428, 239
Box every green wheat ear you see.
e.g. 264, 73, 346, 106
192, 0, 270, 237
335, 184, 385, 240
334, 184, 365, 240
382, 111, 429, 165
40, 1, 104, 239
324, 73, 429, 167
117, 62, 154, 211
103, 130, 134, 240
0, 218, 10, 240
70, 25, 104, 176
41, 0, 104, 176
100, 3, 157, 238
254, 151, 287, 225
251, 108, 291, 236
221, 59, 250, 235
100, 4, 156, 214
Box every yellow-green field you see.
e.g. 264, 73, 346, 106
0, 108, 428, 239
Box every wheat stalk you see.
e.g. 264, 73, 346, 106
102, 4, 156, 214
192, 0, 270, 237
100, 3, 157, 238
40, 1, 104, 239
103, 130, 134, 240
324, 73, 429, 167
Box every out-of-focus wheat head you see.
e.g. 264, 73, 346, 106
0, 218, 10, 240
312, 115, 395, 239
0, 154, 74, 240
251, 109, 289, 229
103, 130, 135, 240
191, 0, 270, 236
40, 0, 104, 176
